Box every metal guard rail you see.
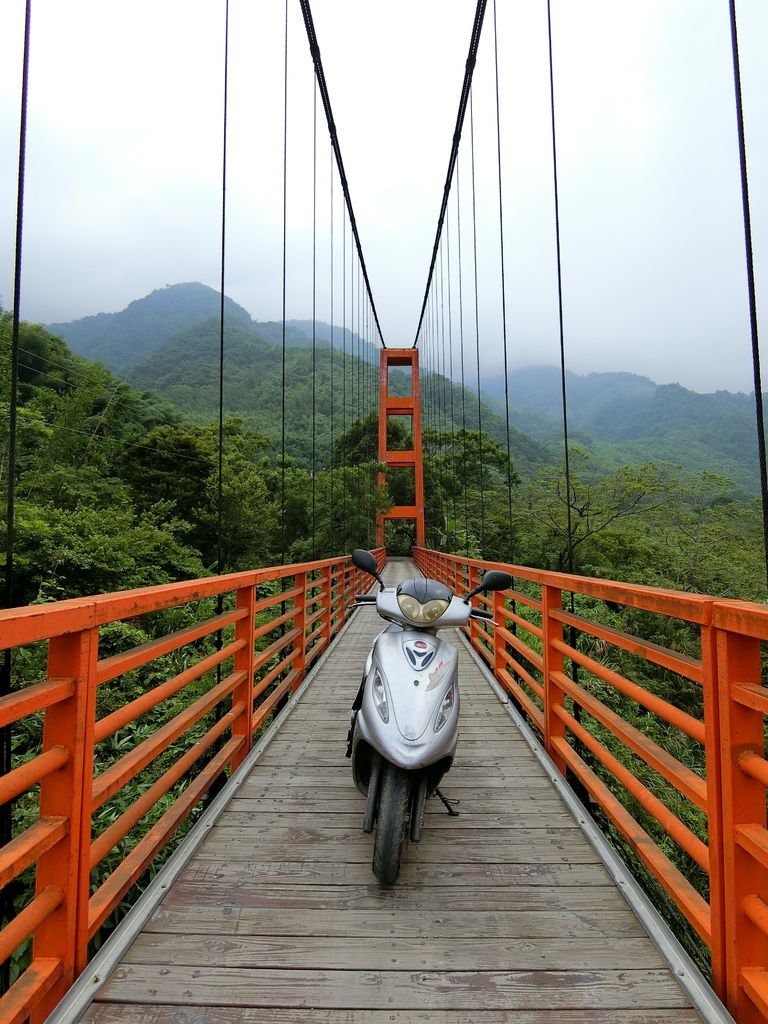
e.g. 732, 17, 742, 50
0, 549, 385, 1024
414, 546, 768, 1024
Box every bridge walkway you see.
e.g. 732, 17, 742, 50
78, 559, 702, 1023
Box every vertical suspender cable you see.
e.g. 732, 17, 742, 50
210, 0, 231, 779
446, 206, 459, 535
413, 0, 488, 345
299, 0, 385, 346
342, 205, 347, 545
357, 258, 362, 527
442, 237, 448, 450
469, 93, 486, 555
311, 76, 317, 559
1, 0, 31, 994
217, 0, 230, 581
728, 0, 768, 587
492, 0, 515, 563
546, 0, 575, 576
456, 166, 470, 554
546, 1, 582, 740
329, 151, 335, 540
280, 0, 289, 564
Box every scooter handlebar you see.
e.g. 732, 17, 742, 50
354, 595, 377, 605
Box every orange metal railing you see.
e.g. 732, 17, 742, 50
0, 549, 384, 1024
414, 546, 768, 1024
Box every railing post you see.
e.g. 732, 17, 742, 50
231, 584, 256, 769
468, 565, 482, 645
700, 620, 727, 1003
716, 622, 768, 1023
293, 572, 307, 689
321, 565, 333, 651
33, 626, 98, 1019
541, 584, 567, 776
493, 589, 506, 683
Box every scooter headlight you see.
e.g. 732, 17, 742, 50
372, 669, 389, 723
397, 594, 450, 624
434, 683, 457, 732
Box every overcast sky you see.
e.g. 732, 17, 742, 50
0, 1, 766, 394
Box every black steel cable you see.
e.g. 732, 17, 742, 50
356, 257, 362, 530
729, 0, 768, 587
546, 0, 574, 575
413, 0, 488, 345
311, 75, 318, 559
216, 0, 230, 580
210, 0, 231, 792
329, 150, 335, 538
298, 0, 384, 346
440, 236, 448, 448
342, 203, 347, 544
446, 206, 459, 537
492, 0, 514, 563
280, 0, 289, 565
456, 164, 470, 555
469, 93, 486, 555
546, 1, 581, 742
1, 0, 31, 994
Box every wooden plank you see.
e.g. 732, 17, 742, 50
256, 754, 538, 769
124, 933, 662, 970
144, 906, 646, 940
226, 795, 572, 815
261, 741, 532, 753
207, 823, 583, 842
178, 860, 612, 887
83, 1007, 704, 1024
96, 964, 692, 1009
152, 881, 628, 913
215, 810, 579, 829
239, 770, 554, 787
196, 838, 600, 864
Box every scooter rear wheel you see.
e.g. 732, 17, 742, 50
373, 764, 410, 885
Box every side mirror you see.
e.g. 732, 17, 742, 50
465, 569, 513, 602
352, 548, 385, 590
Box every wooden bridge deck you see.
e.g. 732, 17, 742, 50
79, 560, 702, 1024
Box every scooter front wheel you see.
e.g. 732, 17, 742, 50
373, 763, 410, 885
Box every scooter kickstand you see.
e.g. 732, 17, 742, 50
435, 788, 460, 817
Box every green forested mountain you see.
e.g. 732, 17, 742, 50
483, 365, 761, 494
48, 282, 378, 376
47, 283, 254, 374
49, 284, 761, 494
124, 315, 552, 476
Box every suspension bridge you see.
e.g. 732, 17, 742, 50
1, 1, 767, 1023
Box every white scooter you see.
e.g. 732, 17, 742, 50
346, 549, 512, 884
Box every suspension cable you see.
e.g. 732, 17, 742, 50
329, 148, 335, 541
311, 74, 318, 559
413, 0, 488, 345
1, 0, 31, 994
298, 0, 384, 346
546, 0, 574, 575
469, 93, 486, 555
280, 0, 289, 564
446, 205, 459, 536
342, 203, 347, 542
456, 164, 470, 554
729, 0, 768, 587
217, 0, 230, 580
492, 0, 515, 563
